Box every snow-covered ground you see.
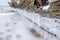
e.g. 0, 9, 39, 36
17, 9, 60, 40
0, 0, 60, 40
0, 11, 41, 40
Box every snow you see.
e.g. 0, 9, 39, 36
0, 9, 60, 40
0, 0, 60, 40
43, 5, 50, 10
0, 11, 40, 40
17, 9, 60, 40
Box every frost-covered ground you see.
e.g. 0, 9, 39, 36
0, 0, 60, 40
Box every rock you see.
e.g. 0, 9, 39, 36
9, 0, 60, 17
8, 0, 43, 13
48, 0, 60, 16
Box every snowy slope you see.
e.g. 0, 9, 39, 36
17, 9, 60, 40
